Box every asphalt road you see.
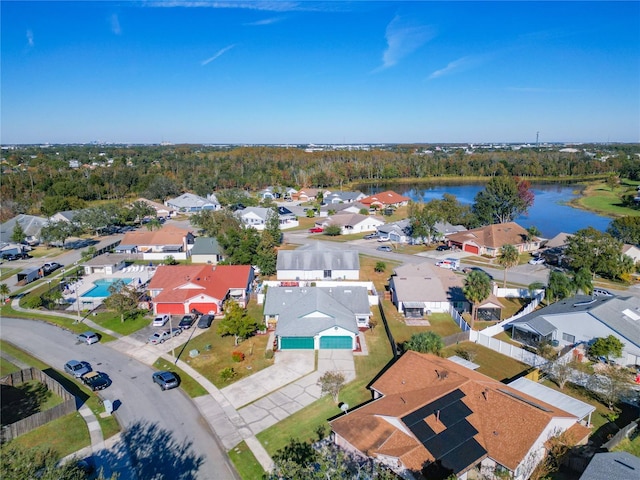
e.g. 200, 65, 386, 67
1, 317, 239, 480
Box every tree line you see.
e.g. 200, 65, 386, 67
2, 143, 638, 221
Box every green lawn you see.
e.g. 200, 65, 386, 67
442, 342, 530, 382
613, 435, 640, 456
0, 356, 21, 376
228, 441, 265, 479
575, 182, 640, 217
90, 310, 148, 336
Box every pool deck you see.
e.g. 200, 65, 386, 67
62, 266, 156, 313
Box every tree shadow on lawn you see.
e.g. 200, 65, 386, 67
0, 381, 52, 425
92, 420, 204, 480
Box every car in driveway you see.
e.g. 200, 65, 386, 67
152, 371, 179, 390
309, 227, 323, 233
436, 244, 452, 251
81, 371, 111, 391
64, 360, 92, 378
529, 256, 545, 265
197, 314, 214, 329
147, 329, 181, 345
178, 315, 195, 330
363, 233, 378, 240
152, 314, 170, 327
77, 331, 99, 345
377, 245, 392, 252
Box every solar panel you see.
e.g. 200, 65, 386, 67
438, 400, 473, 425
424, 419, 478, 458
408, 420, 436, 444
439, 437, 487, 473
402, 389, 464, 426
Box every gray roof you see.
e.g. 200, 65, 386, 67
508, 377, 595, 421
191, 237, 222, 255
390, 262, 447, 302
264, 286, 367, 337
378, 219, 411, 236
509, 295, 640, 347
580, 451, 640, 480
510, 315, 557, 337
277, 242, 359, 272
325, 191, 364, 203
0, 214, 48, 243
166, 193, 218, 209
434, 221, 467, 235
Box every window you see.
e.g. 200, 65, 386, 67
562, 333, 575, 344
323, 270, 331, 278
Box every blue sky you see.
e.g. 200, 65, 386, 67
2, 1, 639, 145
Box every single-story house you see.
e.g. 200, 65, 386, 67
190, 237, 224, 264
82, 253, 129, 275
263, 286, 370, 350
330, 352, 590, 480
257, 187, 280, 201
622, 244, 640, 265
133, 198, 174, 218
323, 212, 385, 235
508, 294, 640, 366
377, 219, 412, 243
542, 232, 573, 249
114, 225, 195, 260
165, 192, 221, 213
389, 262, 453, 317
235, 206, 299, 230
0, 214, 48, 244
318, 202, 366, 218
324, 191, 366, 204
292, 188, 330, 202
276, 242, 360, 281
148, 264, 254, 316
446, 222, 540, 257
49, 210, 80, 223
359, 190, 410, 210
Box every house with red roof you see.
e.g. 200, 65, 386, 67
446, 222, 541, 257
360, 190, 410, 209
148, 264, 254, 316
331, 352, 591, 480
114, 225, 195, 260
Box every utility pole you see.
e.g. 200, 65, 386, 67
536, 131, 539, 149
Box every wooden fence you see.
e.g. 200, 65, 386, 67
0, 368, 76, 443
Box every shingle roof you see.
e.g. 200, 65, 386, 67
447, 222, 533, 249
191, 237, 221, 255
331, 352, 580, 474
580, 451, 640, 480
264, 286, 367, 336
360, 190, 410, 207
391, 262, 448, 302
166, 192, 218, 209
149, 264, 252, 303
276, 242, 360, 272
120, 225, 191, 247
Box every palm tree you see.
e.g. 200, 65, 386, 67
463, 270, 492, 329
572, 268, 593, 295
497, 244, 519, 288
0, 284, 10, 303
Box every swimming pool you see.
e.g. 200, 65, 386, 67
82, 278, 133, 298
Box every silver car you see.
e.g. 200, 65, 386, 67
64, 360, 92, 378
77, 331, 99, 345
147, 328, 181, 345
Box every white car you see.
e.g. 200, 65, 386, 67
529, 257, 545, 265
152, 314, 170, 327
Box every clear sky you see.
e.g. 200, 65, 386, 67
2, 1, 639, 145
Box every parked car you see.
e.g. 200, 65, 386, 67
81, 371, 111, 391
77, 331, 99, 345
152, 371, 179, 390
363, 233, 378, 240
528, 256, 545, 265
42, 262, 63, 274
178, 315, 195, 330
436, 244, 452, 251
593, 288, 613, 297
64, 360, 92, 378
197, 314, 214, 329
1, 252, 21, 261
377, 245, 392, 252
152, 314, 170, 327
147, 329, 180, 345
436, 259, 460, 270
309, 227, 323, 233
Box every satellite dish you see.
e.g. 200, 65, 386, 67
340, 403, 349, 412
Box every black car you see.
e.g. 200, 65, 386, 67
178, 315, 195, 330
1, 252, 21, 261
197, 314, 214, 329
436, 244, 452, 251
81, 371, 111, 391
152, 371, 179, 390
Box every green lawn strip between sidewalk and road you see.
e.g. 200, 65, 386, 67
228, 441, 266, 480
152, 358, 208, 398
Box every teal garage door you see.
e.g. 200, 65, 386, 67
280, 337, 314, 350
319, 336, 352, 349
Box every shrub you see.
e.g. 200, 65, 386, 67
220, 367, 236, 381
231, 351, 245, 362
264, 350, 274, 360
23, 295, 43, 309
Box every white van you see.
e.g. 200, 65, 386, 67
436, 258, 460, 270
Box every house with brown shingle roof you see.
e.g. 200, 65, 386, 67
446, 222, 540, 257
330, 352, 589, 480
114, 225, 195, 260
360, 190, 411, 209
148, 264, 254, 316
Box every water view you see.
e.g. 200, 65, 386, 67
359, 183, 612, 239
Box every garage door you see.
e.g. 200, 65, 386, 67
280, 337, 314, 350
464, 244, 479, 254
319, 336, 353, 349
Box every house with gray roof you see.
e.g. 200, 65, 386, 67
324, 191, 366, 204
0, 214, 48, 244
509, 294, 640, 365
263, 286, 370, 350
50, 210, 80, 223
323, 212, 384, 235
580, 451, 640, 480
235, 206, 298, 230
276, 242, 360, 281
190, 237, 224, 264
165, 192, 221, 213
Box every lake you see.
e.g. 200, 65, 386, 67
358, 182, 612, 239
